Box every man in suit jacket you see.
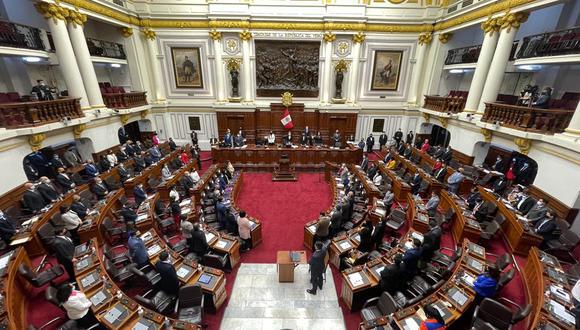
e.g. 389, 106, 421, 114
535, 211, 557, 249
393, 128, 403, 147
410, 173, 422, 195
149, 146, 162, 162
515, 192, 535, 214
332, 130, 341, 148
53, 227, 76, 281
117, 147, 129, 162
119, 203, 138, 223
56, 168, 75, 192
37, 177, 61, 204
492, 155, 506, 173
223, 129, 233, 147
403, 239, 422, 276
307, 240, 330, 295
70, 195, 88, 220
473, 199, 491, 222
22, 183, 47, 212
134, 184, 147, 207
360, 155, 369, 172
406, 131, 414, 144
367, 163, 378, 179
84, 160, 99, 178
397, 142, 406, 155
446, 168, 465, 194
155, 251, 180, 295
63, 147, 80, 168
526, 199, 548, 223
432, 146, 444, 159
128, 231, 150, 268
441, 147, 453, 164
91, 178, 109, 200
434, 165, 447, 183
492, 176, 508, 196
366, 134, 375, 153
190, 224, 209, 257
329, 204, 343, 237
0, 210, 16, 244
465, 187, 480, 210
379, 131, 388, 150
31, 79, 53, 101
315, 212, 330, 242
425, 192, 440, 217
117, 163, 131, 183
372, 217, 387, 250
380, 254, 407, 294
133, 154, 146, 173
168, 138, 177, 151
422, 225, 442, 260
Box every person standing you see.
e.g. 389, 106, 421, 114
53, 227, 77, 281
446, 168, 465, 194
393, 128, 403, 147
0, 210, 16, 245
155, 251, 180, 295
307, 241, 330, 295
425, 192, 440, 217
314, 212, 330, 244
56, 283, 104, 329
406, 130, 414, 144
31, 79, 54, 101
366, 134, 375, 153
237, 211, 252, 251
190, 130, 198, 146
332, 130, 341, 148
60, 205, 82, 245
191, 223, 209, 256
128, 231, 150, 268
379, 131, 388, 151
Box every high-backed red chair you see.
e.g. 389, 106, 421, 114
6, 92, 20, 102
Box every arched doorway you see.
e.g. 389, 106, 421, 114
483, 143, 538, 186
430, 125, 451, 148
119, 119, 154, 144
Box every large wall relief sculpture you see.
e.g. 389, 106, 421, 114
255, 40, 320, 97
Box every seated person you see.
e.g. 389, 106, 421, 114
465, 187, 480, 210
283, 132, 293, 146
0, 210, 17, 245
155, 251, 180, 295
91, 178, 109, 200
313, 132, 323, 146
119, 203, 138, 223
420, 305, 447, 330
385, 158, 397, 170
267, 131, 276, 145
472, 264, 500, 304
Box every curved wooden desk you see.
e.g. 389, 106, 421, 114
439, 190, 481, 244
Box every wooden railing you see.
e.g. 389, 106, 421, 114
86, 37, 126, 59
516, 26, 580, 59
0, 20, 49, 51
423, 95, 466, 113
102, 91, 147, 109
0, 98, 83, 129
482, 102, 574, 134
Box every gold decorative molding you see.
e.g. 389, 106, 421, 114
209, 29, 222, 41
35, 2, 69, 23
28, 133, 46, 151
66, 9, 87, 27
281, 92, 293, 107
239, 30, 252, 41
439, 117, 448, 128
120, 114, 130, 125
418, 33, 432, 45
422, 112, 430, 123
352, 31, 366, 44
323, 31, 336, 43
140, 109, 150, 119
481, 17, 500, 36
120, 27, 133, 38
225, 58, 242, 71
141, 28, 156, 40
480, 128, 492, 143
334, 59, 349, 73
514, 137, 531, 155
498, 11, 529, 33
438, 33, 452, 44
73, 123, 86, 139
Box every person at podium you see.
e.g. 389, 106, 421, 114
300, 133, 310, 146
313, 131, 323, 146
283, 131, 293, 147
267, 130, 276, 145
223, 129, 233, 147
234, 131, 245, 147
332, 130, 341, 148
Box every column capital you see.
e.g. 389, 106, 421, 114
73, 124, 86, 139
209, 29, 222, 41
142, 28, 156, 40
352, 32, 365, 44
438, 33, 452, 44
498, 11, 529, 33
120, 27, 133, 38
120, 114, 130, 125
418, 33, 432, 46
35, 2, 69, 23
323, 32, 336, 43
239, 30, 252, 41
28, 133, 46, 152
481, 17, 501, 36
480, 128, 492, 142
66, 9, 87, 27
514, 137, 532, 155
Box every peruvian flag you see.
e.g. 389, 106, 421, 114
280, 108, 294, 130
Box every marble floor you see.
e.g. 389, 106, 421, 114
220, 263, 346, 330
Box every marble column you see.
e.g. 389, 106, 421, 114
121, 28, 151, 96
240, 30, 253, 103
563, 101, 580, 137
322, 32, 335, 104
35, 3, 89, 109
347, 32, 365, 104
477, 12, 528, 114
143, 28, 166, 102
209, 30, 226, 102
407, 33, 432, 106
66, 10, 105, 108
464, 18, 500, 113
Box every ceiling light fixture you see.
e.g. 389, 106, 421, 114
22, 56, 42, 63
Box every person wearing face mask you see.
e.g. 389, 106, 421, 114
492, 155, 506, 173
134, 184, 147, 207
31, 79, 54, 101
155, 251, 180, 295
37, 176, 61, 203
532, 87, 552, 109
526, 198, 548, 224
91, 178, 109, 200
22, 182, 47, 212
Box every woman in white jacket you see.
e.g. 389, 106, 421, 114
57, 283, 104, 329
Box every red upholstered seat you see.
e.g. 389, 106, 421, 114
0, 93, 10, 104
6, 92, 20, 102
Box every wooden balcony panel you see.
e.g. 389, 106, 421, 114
482, 102, 574, 134
102, 92, 148, 109
423, 95, 466, 113
0, 98, 82, 129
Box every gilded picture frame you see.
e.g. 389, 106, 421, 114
371, 50, 403, 91
171, 47, 203, 89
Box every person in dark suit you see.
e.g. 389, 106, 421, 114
22, 183, 47, 212
380, 254, 407, 294
190, 223, 209, 256
56, 167, 75, 192
91, 178, 109, 200
117, 147, 129, 162
168, 138, 177, 151
133, 153, 146, 173
329, 204, 342, 238
332, 130, 341, 148
37, 177, 61, 204
433, 165, 447, 183
117, 163, 131, 183
422, 225, 442, 261
403, 238, 422, 275
372, 217, 387, 250
190, 130, 198, 146
432, 146, 444, 159
223, 129, 233, 147
155, 251, 180, 295
393, 128, 403, 147
491, 155, 506, 173
0, 210, 16, 245
70, 195, 88, 220
83, 160, 99, 178
216, 198, 227, 230
472, 198, 491, 223
128, 231, 150, 268
315, 212, 330, 243
143, 153, 154, 167
515, 162, 533, 185
410, 173, 422, 195
313, 132, 323, 146
397, 142, 406, 155
119, 203, 137, 223
53, 227, 76, 281
98, 156, 111, 172
441, 146, 453, 164
360, 155, 369, 172
358, 222, 373, 252
492, 176, 508, 196
134, 184, 147, 207
465, 187, 480, 210
367, 162, 378, 180
535, 211, 557, 249
31, 79, 54, 101
307, 240, 330, 295
526, 199, 548, 223
515, 192, 535, 214
379, 131, 388, 150
366, 134, 375, 153
406, 131, 414, 144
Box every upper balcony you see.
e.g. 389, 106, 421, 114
0, 20, 54, 58
514, 26, 580, 66
87, 37, 127, 65
444, 41, 518, 70
0, 97, 83, 129
100, 83, 148, 109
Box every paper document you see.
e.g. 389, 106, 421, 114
81, 273, 96, 287
549, 300, 575, 324
104, 307, 123, 324
177, 267, 190, 278
339, 241, 352, 250
308, 225, 316, 233
348, 272, 364, 286
403, 318, 420, 330
90, 291, 107, 305
550, 285, 571, 302
215, 240, 228, 249
375, 266, 385, 275
10, 236, 31, 246
147, 244, 161, 256
451, 290, 468, 305
205, 232, 215, 242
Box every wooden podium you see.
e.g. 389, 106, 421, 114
276, 250, 307, 282
272, 153, 297, 181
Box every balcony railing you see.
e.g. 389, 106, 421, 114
516, 26, 580, 59
0, 20, 48, 51
481, 102, 574, 134
444, 42, 519, 66
86, 38, 126, 60
102, 92, 148, 109
0, 98, 83, 129
423, 95, 467, 113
